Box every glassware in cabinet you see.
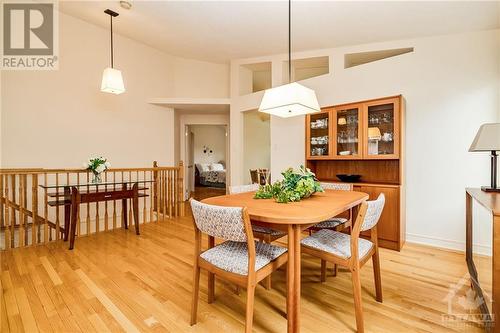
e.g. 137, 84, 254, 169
364, 98, 399, 158
334, 106, 362, 158
308, 110, 331, 158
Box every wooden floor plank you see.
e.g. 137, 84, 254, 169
75, 269, 141, 333
87, 313, 112, 333
0, 206, 487, 333
1, 276, 11, 333
2, 270, 24, 332
39, 257, 62, 286
13, 287, 39, 333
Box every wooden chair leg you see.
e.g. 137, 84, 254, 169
190, 261, 200, 325
263, 275, 272, 290
245, 283, 256, 333
351, 267, 364, 333
332, 264, 338, 277
261, 235, 272, 290
372, 250, 383, 302
208, 272, 215, 304
235, 285, 241, 295
320, 259, 327, 282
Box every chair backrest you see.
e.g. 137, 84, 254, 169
229, 183, 259, 195
321, 182, 353, 191
249, 169, 259, 184
190, 199, 248, 242
360, 193, 385, 232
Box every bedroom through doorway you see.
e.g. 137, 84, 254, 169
186, 124, 228, 200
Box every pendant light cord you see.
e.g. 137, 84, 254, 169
288, 0, 291, 83
110, 14, 114, 68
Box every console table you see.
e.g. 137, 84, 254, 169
466, 188, 500, 332
41, 180, 153, 249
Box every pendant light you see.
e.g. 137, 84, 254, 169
101, 9, 125, 94
259, 0, 320, 118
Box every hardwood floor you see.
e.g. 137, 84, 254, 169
1, 205, 485, 332
191, 186, 226, 201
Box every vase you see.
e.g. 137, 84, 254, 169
91, 172, 102, 184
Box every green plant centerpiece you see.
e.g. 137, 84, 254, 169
254, 166, 323, 203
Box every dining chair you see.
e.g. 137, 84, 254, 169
250, 169, 270, 185
249, 169, 259, 184
301, 194, 385, 333
308, 182, 353, 276
229, 184, 287, 289
190, 199, 288, 333
310, 182, 353, 232
257, 168, 270, 185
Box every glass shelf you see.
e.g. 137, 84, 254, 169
309, 112, 330, 157
366, 103, 395, 156
335, 107, 360, 157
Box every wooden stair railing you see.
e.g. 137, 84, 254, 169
0, 162, 184, 250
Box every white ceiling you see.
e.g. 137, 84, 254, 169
60, 1, 500, 63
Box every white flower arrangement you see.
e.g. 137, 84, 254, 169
84, 156, 110, 176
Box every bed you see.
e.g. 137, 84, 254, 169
195, 163, 226, 188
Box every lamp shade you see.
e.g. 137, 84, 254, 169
368, 127, 382, 140
101, 67, 125, 94
469, 123, 500, 152
259, 82, 320, 118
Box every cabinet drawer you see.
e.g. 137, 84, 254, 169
81, 190, 134, 202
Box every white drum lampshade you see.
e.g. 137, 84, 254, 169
259, 82, 320, 118
101, 67, 125, 94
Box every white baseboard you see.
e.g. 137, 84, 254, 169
406, 232, 492, 256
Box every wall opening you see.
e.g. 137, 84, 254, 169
282, 56, 329, 83
344, 47, 414, 68
239, 62, 272, 95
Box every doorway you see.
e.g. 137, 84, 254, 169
185, 124, 228, 200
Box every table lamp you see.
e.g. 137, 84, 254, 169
368, 127, 382, 155
469, 123, 500, 192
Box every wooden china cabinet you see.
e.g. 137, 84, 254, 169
306, 95, 405, 251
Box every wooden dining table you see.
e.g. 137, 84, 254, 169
202, 189, 369, 333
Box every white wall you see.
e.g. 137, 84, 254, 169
0, 13, 229, 168
172, 58, 229, 98
243, 111, 270, 184
0, 69, 2, 168
190, 125, 226, 165
230, 29, 500, 252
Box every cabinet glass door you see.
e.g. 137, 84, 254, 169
308, 111, 331, 158
335, 106, 361, 158
364, 98, 399, 158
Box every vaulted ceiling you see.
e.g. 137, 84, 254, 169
60, 1, 500, 63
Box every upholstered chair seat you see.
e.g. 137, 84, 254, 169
200, 240, 287, 275
251, 225, 287, 237
313, 217, 349, 229
301, 229, 374, 259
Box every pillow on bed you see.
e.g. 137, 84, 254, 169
196, 163, 210, 172
210, 163, 224, 171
